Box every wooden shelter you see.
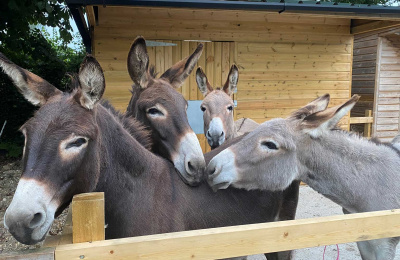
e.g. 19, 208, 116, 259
352, 26, 400, 141
66, 0, 400, 151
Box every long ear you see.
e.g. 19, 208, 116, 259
78, 55, 105, 110
289, 94, 331, 120
160, 43, 203, 88
196, 67, 213, 96
301, 95, 360, 137
0, 52, 61, 106
222, 64, 239, 95
127, 36, 150, 88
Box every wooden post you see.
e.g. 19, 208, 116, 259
72, 192, 105, 244
364, 109, 372, 138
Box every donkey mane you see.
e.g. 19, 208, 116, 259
100, 100, 152, 150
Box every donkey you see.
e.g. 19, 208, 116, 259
207, 94, 400, 260
125, 37, 294, 259
195, 65, 258, 149
1, 53, 289, 260
126, 37, 205, 186
197, 65, 300, 224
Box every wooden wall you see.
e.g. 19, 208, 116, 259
373, 36, 400, 142
91, 6, 353, 152
351, 34, 378, 118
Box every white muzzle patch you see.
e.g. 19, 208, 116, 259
172, 131, 205, 184
207, 148, 238, 191
207, 117, 225, 148
5, 178, 58, 243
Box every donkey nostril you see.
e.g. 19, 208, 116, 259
187, 161, 195, 174
206, 131, 211, 138
29, 213, 43, 229
220, 131, 224, 137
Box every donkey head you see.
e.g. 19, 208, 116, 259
126, 37, 205, 186
206, 94, 349, 192
196, 65, 238, 149
1, 53, 106, 244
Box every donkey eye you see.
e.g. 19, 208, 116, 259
66, 138, 87, 149
227, 106, 233, 111
147, 108, 163, 116
201, 106, 206, 112
261, 141, 278, 150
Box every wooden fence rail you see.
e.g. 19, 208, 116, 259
349, 109, 373, 137
5, 197, 400, 260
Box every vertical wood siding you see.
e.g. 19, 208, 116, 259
373, 36, 400, 141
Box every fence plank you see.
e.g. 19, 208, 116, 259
56, 209, 400, 260
72, 192, 105, 244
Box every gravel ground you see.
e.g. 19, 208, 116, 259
248, 186, 400, 260
1, 159, 399, 259
0, 160, 68, 254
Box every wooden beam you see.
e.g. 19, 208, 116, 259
350, 116, 374, 124
55, 209, 400, 260
72, 192, 105, 244
86, 6, 96, 27
364, 110, 373, 137
351, 20, 400, 35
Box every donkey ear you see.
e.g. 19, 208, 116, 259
301, 95, 360, 137
160, 43, 204, 88
0, 52, 61, 106
222, 65, 239, 95
289, 94, 330, 120
127, 36, 150, 88
196, 67, 213, 96
78, 55, 105, 110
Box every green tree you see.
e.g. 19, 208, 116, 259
0, 1, 85, 157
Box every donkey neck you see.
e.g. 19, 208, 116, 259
94, 104, 168, 188
298, 131, 400, 213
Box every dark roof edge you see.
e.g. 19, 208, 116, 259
66, 0, 400, 15
68, 4, 92, 53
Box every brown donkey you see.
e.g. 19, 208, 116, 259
197, 65, 300, 224
196, 65, 258, 149
2, 53, 289, 260
126, 37, 205, 186
125, 38, 295, 260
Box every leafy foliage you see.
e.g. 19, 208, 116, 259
0, 1, 85, 157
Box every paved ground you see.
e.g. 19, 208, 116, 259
249, 186, 400, 260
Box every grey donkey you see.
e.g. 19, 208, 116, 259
207, 94, 400, 260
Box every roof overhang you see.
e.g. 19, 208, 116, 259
66, 0, 400, 53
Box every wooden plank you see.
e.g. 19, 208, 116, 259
99, 7, 350, 25
240, 80, 350, 91
205, 42, 215, 89
238, 53, 352, 63
2, 248, 55, 260
96, 19, 350, 36
349, 116, 374, 124
351, 21, 400, 35
172, 41, 182, 94
221, 42, 230, 87
214, 42, 222, 87
373, 37, 383, 135
72, 192, 105, 244
181, 41, 190, 100
239, 61, 351, 72
239, 71, 351, 81
55, 209, 400, 260
353, 39, 378, 49
86, 6, 96, 27
156, 46, 165, 76
189, 42, 199, 100
364, 110, 373, 139
237, 42, 352, 54
353, 46, 378, 56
